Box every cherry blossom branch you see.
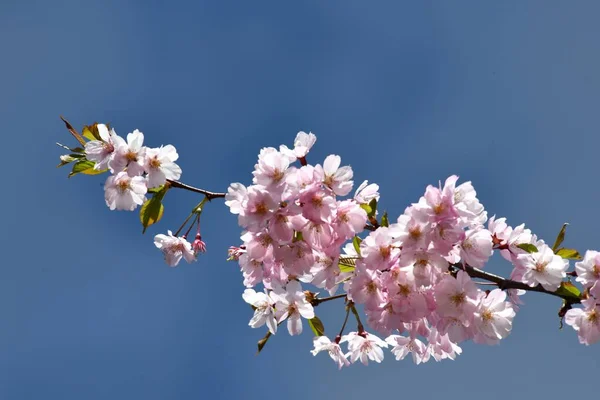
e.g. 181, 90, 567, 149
166, 179, 226, 200
458, 264, 581, 305
311, 293, 347, 306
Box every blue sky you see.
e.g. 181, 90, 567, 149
1, 1, 599, 398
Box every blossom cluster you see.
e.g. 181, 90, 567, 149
84, 124, 182, 211
228, 132, 599, 369
83, 124, 207, 266
69, 122, 599, 366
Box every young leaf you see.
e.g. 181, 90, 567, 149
352, 236, 362, 255
381, 211, 389, 227
140, 187, 169, 233
552, 223, 569, 252
60, 115, 86, 147
360, 203, 372, 216
82, 124, 102, 141
367, 198, 377, 218
68, 160, 106, 178
256, 331, 272, 355
517, 243, 538, 253
308, 316, 325, 336
339, 263, 356, 273
555, 248, 582, 260
555, 282, 581, 301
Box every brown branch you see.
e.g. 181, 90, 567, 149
312, 293, 347, 306
460, 265, 581, 305
166, 179, 226, 200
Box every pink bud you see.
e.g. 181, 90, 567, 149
193, 234, 207, 254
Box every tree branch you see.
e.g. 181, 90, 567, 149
460, 264, 581, 304
166, 179, 226, 200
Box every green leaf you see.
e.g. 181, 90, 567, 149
555, 282, 581, 301
556, 248, 582, 260
256, 331, 272, 355
381, 211, 389, 227
147, 185, 165, 194
139, 186, 169, 233
339, 263, 356, 273
82, 124, 102, 141
57, 153, 84, 168
308, 316, 325, 336
352, 236, 362, 255
367, 198, 377, 218
517, 243, 538, 253
360, 203, 372, 215
68, 160, 107, 177
552, 223, 569, 252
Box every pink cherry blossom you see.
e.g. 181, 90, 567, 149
84, 124, 119, 171
360, 227, 400, 271
242, 289, 277, 334
575, 250, 600, 289
271, 280, 315, 335
333, 200, 367, 239
564, 298, 600, 345
385, 335, 427, 364
110, 129, 146, 176
252, 147, 291, 188
144, 145, 182, 188
341, 331, 387, 365
104, 171, 147, 211
280, 131, 317, 160
473, 289, 516, 342
317, 155, 354, 196
434, 270, 479, 321
153, 230, 196, 267
354, 180, 379, 204
514, 244, 568, 291
310, 336, 350, 369
460, 228, 493, 268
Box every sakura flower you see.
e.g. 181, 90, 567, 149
415, 183, 459, 223
238, 253, 263, 287
591, 281, 600, 299
354, 180, 379, 204
434, 271, 479, 321
154, 230, 196, 267
317, 155, 354, 196
575, 250, 600, 289
280, 131, 317, 160
104, 171, 147, 211
387, 269, 430, 321
360, 227, 400, 271
270, 280, 314, 335
333, 200, 368, 239
347, 266, 385, 309
225, 183, 248, 215
252, 147, 291, 188
311, 336, 350, 369
514, 244, 569, 291
239, 186, 278, 231
447, 176, 487, 227
460, 228, 493, 268
341, 331, 388, 365
564, 298, 600, 345
385, 335, 427, 364
144, 145, 182, 188
426, 328, 462, 361
84, 123, 119, 171
110, 129, 146, 175
242, 288, 277, 334
473, 289, 516, 342
499, 223, 533, 262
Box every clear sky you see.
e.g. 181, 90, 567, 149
1, 1, 599, 399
